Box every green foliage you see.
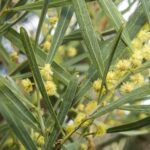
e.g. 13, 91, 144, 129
0, 0, 150, 150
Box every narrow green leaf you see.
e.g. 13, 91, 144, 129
107, 116, 150, 133
0, 78, 40, 130
141, 0, 150, 24
45, 75, 78, 149
64, 53, 89, 66
0, 12, 28, 36
20, 27, 61, 130
74, 66, 97, 104
46, 6, 73, 63
97, 0, 131, 47
119, 105, 150, 114
0, 44, 10, 65
92, 85, 150, 118
100, 26, 123, 99
0, 101, 37, 150
35, 0, 50, 47
51, 62, 71, 85
72, 0, 104, 77
11, 0, 94, 11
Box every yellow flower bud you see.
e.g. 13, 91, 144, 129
42, 41, 51, 52
65, 122, 76, 134
130, 58, 142, 68
116, 59, 130, 72
131, 39, 142, 49
44, 81, 57, 96
21, 78, 33, 93
74, 112, 86, 125
120, 82, 134, 94
94, 123, 106, 136
142, 44, 150, 60
85, 101, 97, 114
67, 47, 77, 57
130, 73, 144, 85
93, 79, 102, 92
49, 16, 58, 26
132, 50, 143, 61
37, 136, 45, 146
40, 64, 53, 81
10, 51, 19, 63
77, 103, 85, 111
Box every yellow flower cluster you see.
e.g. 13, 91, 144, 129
93, 24, 150, 94
21, 78, 33, 93
65, 100, 97, 134
40, 64, 57, 96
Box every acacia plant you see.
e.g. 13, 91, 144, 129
0, 0, 150, 150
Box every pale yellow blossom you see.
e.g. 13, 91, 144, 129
21, 78, 33, 93
44, 81, 57, 96
120, 82, 134, 94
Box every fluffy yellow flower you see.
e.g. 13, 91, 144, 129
77, 103, 85, 111
94, 123, 106, 136
85, 101, 97, 114
65, 122, 76, 134
49, 16, 58, 26
10, 51, 19, 63
130, 73, 144, 85
44, 81, 57, 96
131, 50, 143, 61
142, 44, 150, 60
42, 41, 51, 52
137, 29, 150, 42
130, 58, 142, 68
116, 59, 130, 72
131, 39, 142, 49
106, 71, 116, 84
40, 64, 53, 81
21, 78, 33, 93
74, 112, 86, 125
67, 47, 77, 57
120, 82, 134, 94
93, 79, 102, 92
106, 71, 116, 89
